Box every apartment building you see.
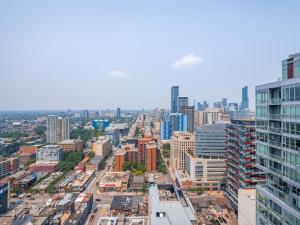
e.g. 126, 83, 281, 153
255, 53, 300, 225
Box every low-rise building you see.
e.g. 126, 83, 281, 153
99, 172, 130, 192
36, 145, 63, 162
60, 139, 83, 153
185, 151, 226, 190
29, 162, 58, 173
110, 195, 146, 216
0, 156, 20, 178
86, 156, 105, 171
149, 184, 196, 225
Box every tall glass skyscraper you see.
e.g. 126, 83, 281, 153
171, 86, 179, 113
160, 113, 187, 140
177, 96, 189, 113
240, 86, 249, 110
256, 53, 300, 225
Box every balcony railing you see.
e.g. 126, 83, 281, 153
270, 98, 282, 104
269, 127, 282, 134
268, 114, 281, 120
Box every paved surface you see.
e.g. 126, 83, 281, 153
84, 155, 114, 225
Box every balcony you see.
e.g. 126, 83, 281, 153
268, 140, 282, 148
269, 127, 282, 134
269, 98, 282, 104
268, 114, 281, 120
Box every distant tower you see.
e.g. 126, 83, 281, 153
176, 96, 188, 112
180, 106, 195, 133
46, 115, 69, 143
171, 86, 179, 113
117, 107, 121, 118
82, 110, 89, 119
240, 86, 249, 109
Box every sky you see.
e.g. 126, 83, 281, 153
1, 0, 300, 111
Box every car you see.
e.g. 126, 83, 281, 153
95, 198, 101, 201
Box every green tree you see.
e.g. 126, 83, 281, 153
34, 125, 47, 136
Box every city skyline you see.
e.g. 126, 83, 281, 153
1, 1, 300, 110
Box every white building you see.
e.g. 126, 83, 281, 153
170, 131, 195, 170
238, 189, 256, 225
36, 145, 63, 162
185, 151, 226, 190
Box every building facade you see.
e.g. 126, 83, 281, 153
0, 182, 9, 214
92, 137, 112, 157
256, 53, 300, 225
171, 86, 179, 113
177, 96, 189, 113
160, 113, 187, 140
60, 139, 83, 153
195, 124, 227, 157
0, 157, 19, 178
170, 132, 195, 170
46, 116, 70, 144
36, 145, 63, 162
180, 106, 195, 133
240, 86, 249, 110
224, 119, 265, 211
185, 151, 226, 190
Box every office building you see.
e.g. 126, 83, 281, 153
170, 131, 195, 170
36, 145, 63, 162
256, 53, 300, 225
222, 98, 228, 108
194, 108, 229, 128
46, 116, 70, 144
92, 137, 112, 157
160, 113, 187, 140
195, 124, 227, 157
224, 119, 265, 212
171, 86, 179, 113
228, 103, 239, 111
81, 110, 89, 119
180, 106, 195, 132
213, 101, 223, 108
160, 114, 171, 140
227, 109, 252, 120
185, 151, 226, 190
0, 182, 9, 214
238, 189, 256, 225
177, 96, 189, 113
197, 101, 209, 111
240, 86, 249, 110
116, 107, 121, 118
91, 119, 110, 130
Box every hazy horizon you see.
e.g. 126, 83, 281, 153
1, 1, 300, 110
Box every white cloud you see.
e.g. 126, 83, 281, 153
109, 70, 130, 78
172, 54, 203, 69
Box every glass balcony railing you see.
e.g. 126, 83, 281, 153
270, 98, 282, 104
268, 114, 281, 119
268, 140, 282, 147
269, 127, 282, 133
